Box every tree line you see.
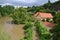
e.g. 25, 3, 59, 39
0, 5, 14, 17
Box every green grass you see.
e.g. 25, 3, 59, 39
0, 26, 11, 40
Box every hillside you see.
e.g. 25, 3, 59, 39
43, 1, 60, 11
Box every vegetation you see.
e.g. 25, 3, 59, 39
24, 22, 33, 40
43, 0, 60, 11
27, 6, 47, 14
0, 5, 14, 17
35, 21, 50, 40
53, 11, 60, 23
50, 11, 60, 40
11, 7, 34, 24
20, 37, 24, 40
50, 22, 60, 40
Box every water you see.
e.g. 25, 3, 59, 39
0, 17, 24, 40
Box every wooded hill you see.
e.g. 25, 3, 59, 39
43, 1, 60, 11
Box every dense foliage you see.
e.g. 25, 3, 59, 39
50, 22, 60, 40
43, 0, 60, 11
35, 21, 50, 40
50, 11, 60, 40
53, 11, 60, 23
24, 22, 33, 40
11, 7, 34, 24
0, 5, 14, 17
27, 6, 46, 14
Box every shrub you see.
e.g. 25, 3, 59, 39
24, 22, 33, 40
35, 21, 50, 40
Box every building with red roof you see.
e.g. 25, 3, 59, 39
34, 12, 53, 22
34, 12, 54, 28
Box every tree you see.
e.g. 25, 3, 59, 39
0, 5, 14, 16
3, 5, 14, 15
35, 21, 50, 40
53, 11, 60, 23
50, 11, 60, 40
11, 7, 34, 24
50, 22, 60, 40
27, 6, 46, 14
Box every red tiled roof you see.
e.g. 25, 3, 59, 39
34, 12, 38, 17
43, 22, 55, 28
34, 12, 53, 19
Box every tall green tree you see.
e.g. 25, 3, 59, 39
50, 22, 60, 40
0, 5, 14, 16
3, 5, 14, 15
27, 6, 46, 14
50, 11, 60, 40
53, 11, 60, 23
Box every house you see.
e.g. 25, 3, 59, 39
34, 12, 54, 28
34, 12, 53, 22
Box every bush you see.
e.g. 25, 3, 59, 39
24, 22, 33, 40
35, 21, 50, 40
11, 7, 35, 24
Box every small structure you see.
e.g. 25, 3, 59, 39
34, 12, 53, 22
34, 12, 55, 28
